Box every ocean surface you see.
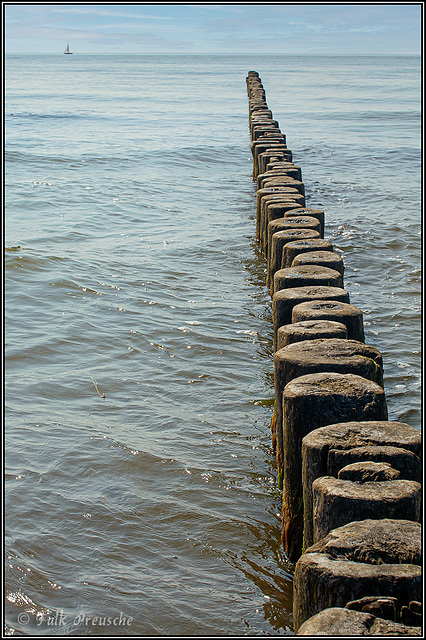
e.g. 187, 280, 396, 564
5, 54, 421, 636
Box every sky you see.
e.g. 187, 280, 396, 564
3, 3, 422, 55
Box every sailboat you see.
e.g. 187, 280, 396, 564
64, 42, 73, 55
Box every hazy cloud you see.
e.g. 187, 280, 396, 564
4, 3, 421, 54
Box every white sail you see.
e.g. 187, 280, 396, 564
64, 43, 72, 54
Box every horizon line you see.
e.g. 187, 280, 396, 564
5, 52, 420, 56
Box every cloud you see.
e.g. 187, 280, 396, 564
51, 6, 174, 21
4, 3, 422, 54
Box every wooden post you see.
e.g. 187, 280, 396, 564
284, 208, 325, 238
313, 474, 421, 542
292, 300, 365, 342
261, 201, 307, 252
276, 320, 348, 350
293, 519, 421, 631
301, 420, 422, 550
282, 238, 334, 269
291, 249, 344, 276
273, 265, 343, 296
268, 218, 322, 274
274, 339, 384, 487
281, 372, 388, 561
272, 286, 349, 349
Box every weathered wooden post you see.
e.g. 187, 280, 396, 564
276, 320, 348, 350
274, 265, 343, 295
301, 420, 421, 550
312, 473, 421, 542
291, 249, 344, 275
268, 219, 323, 281
293, 519, 421, 631
284, 208, 325, 238
281, 372, 388, 561
282, 238, 334, 269
272, 286, 349, 349
273, 339, 384, 483
292, 299, 365, 342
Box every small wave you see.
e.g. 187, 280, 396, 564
5, 250, 65, 272
8, 111, 94, 120
5, 149, 137, 167
49, 279, 102, 296
308, 110, 420, 123
151, 145, 246, 167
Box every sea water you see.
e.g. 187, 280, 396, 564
5, 54, 421, 636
